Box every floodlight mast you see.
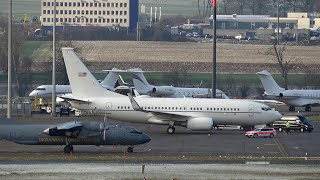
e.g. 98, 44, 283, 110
212, 0, 217, 98
7, 0, 12, 119
52, 0, 56, 116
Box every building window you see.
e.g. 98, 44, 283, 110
99, 11, 101, 15
90, 2, 93, 7
111, 3, 114, 7
124, 3, 127, 7
77, 2, 80, 7
60, 2, 63, 6
120, 3, 122, 7
60, 18, 63, 22
73, 2, 76, 7
103, 19, 105, 23
124, 11, 127, 15
103, 11, 106, 15
103, 3, 106, 7
65, 2, 68, 6
69, 18, 71, 22
86, 18, 88, 23
116, 11, 118, 15
111, 11, 114, 15
94, 18, 97, 23
47, 18, 50, 22
99, 3, 101, 7
120, 19, 122, 23
82, 2, 85, 7
124, 19, 127, 23
77, 18, 80, 23
43, 2, 46, 6
115, 19, 118, 23
94, 11, 97, 15
94, 2, 97, 7
69, 2, 72, 6
43, 18, 46, 22
73, 10, 76, 15
86, 3, 89, 7
43, 10, 46, 14
120, 11, 122, 15
116, 3, 118, 7
86, 10, 89, 15
56, 18, 59, 22
64, 18, 67, 22
60, 10, 63, 14
107, 11, 110, 15
56, 10, 59, 14
99, 18, 101, 23
90, 11, 93, 15
69, 10, 72, 14
77, 10, 80, 15
55, 2, 58, 6
65, 10, 68, 14
107, 18, 110, 23
90, 18, 93, 23
107, 3, 110, 7
82, 10, 84, 15
111, 19, 114, 23
47, 10, 50, 14
47, 2, 50, 6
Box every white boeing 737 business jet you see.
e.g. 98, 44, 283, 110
61, 48, 281, 134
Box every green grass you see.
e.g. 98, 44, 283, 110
1, 73, 318, 88
20, 41, 48, 59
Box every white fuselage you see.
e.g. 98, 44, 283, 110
265, 89, 320, 106
29, 85, 72, 98
70, 96, 281, 126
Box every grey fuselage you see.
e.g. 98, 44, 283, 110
0, 121, 150, 146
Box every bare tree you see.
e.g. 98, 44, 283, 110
266, 44, 295, 89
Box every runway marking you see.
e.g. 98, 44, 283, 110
245, 161, 270, 164
273, 138, 289, 157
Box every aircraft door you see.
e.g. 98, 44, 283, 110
248, 104, 254, 117
106, 102, 112, 115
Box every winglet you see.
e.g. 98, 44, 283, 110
127, 93, 143, 111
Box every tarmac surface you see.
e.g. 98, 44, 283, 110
0, 106, 319, 158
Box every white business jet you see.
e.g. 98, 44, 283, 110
257, 70, 320, 112
28, 68, 125, 98
128, 68, 229, 99
61, 48, 281, 134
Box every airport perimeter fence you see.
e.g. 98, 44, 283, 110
0, 96, 32, 117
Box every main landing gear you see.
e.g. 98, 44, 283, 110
289, 106, 295, 111
127, 146, 134, 153
64, 143, 73, 153
305, 105, 312, 112
167, 126, 175, 134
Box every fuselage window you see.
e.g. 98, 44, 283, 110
168, 107, 171, 110
200, 108, 202, 110
207, 108, 209, 110
165, 107, 167, 110
213, 108, 215, 110
227, 108, 229, 111
217, 108, 219, 110
117, 106, 120, 109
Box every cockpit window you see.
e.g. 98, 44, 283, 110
261, 107, 272, 111
130, 129, 142, 134
35, 88, 46, 91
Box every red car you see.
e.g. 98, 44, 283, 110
245, 128, 277, 138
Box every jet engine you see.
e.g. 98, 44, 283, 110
187, 117, 213, 131
150, 86, 176, 96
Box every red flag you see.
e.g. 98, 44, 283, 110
212, 0, 216, 8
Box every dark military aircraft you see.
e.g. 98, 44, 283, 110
0, 117, 151, 153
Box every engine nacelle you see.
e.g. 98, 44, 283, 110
187, 117, 213, 131
150, 86, 176, 96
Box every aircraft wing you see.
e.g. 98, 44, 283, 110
44, 121, 84, 138
128, 94, 188, 122
58, 95, 91, 103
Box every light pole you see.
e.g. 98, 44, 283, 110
52, 0, 56, 116
277, 0, 280, 45
212, 0, 217, 98
7, 0, 12, 119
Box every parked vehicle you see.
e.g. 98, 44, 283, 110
272, 115, 314, 132
245, 127, 277, 138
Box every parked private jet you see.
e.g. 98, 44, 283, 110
29, 68, 125, 98
61, 48, 281, 134
257, 70, 320, 111
127, 68, 229, 99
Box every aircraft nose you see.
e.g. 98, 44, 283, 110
274, 110, 282, 120
142, 133, 151, 144
29, 91, 35, 97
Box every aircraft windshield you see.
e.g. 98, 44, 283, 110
261, 107, 272, 111
130, 129, 142, 134
35, 88, 46, 91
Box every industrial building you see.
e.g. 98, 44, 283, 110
40, 0, 138, 31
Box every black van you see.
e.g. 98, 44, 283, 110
272, 115, 314, 132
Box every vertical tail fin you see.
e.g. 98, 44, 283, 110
62, 48, 123, 98
256, 70, 285, 94
128, 68, 153, 93
101, 68, 125, 90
